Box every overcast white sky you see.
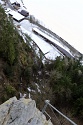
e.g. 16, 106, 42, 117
23, 0, 83, 53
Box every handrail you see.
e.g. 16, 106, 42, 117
42, 100, 77, 125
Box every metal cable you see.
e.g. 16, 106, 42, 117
49, 105, 62, 125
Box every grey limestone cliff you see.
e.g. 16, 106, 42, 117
0, 97, 53, 125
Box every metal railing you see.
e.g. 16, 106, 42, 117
42, 100, 77, 125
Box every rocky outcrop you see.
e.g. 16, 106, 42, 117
0, 97, 53, 125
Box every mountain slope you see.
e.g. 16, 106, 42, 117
0, 4, 83, 125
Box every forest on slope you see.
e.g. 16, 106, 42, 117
0, 5, 83, 125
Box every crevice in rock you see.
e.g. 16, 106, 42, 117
2, 102, 14, 125
28, 118, 33, 123
8, 116, 19, 124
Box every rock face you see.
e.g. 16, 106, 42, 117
0, 97, 53, 125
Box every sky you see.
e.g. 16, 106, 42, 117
23, 0, 83, 53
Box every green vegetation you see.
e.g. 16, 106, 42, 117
0, 5, 83, 124
0, 7, 18, 65
44, 57, 83, 119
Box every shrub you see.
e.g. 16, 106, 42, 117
5, 85, 16, 96
73, 97, 83, 118
24, 66, 33, 83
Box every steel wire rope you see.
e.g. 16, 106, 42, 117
48, 105, 62, 125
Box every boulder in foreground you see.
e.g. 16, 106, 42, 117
0, 97, 53, 125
